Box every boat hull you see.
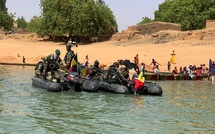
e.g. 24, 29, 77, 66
144, 73, 202, 80
98, 81, 163, 95
32, 76, 62, 92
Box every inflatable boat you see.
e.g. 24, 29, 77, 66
66, 72, 99, 92
32, 72, 163, 95
32, 76, 64, 92
98, 81, 163, 95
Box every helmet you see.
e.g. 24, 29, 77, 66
94, 60, 99, 65
113, 62, 119, 68
66, 43, 72, 48
41, 57, 46, 62
55, 49, 61, 55
121, 65, 126, 69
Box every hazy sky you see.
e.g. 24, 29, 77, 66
6, 0, 165, 32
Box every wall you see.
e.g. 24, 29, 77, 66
127, 21, 181, 35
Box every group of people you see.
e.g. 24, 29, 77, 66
87, 60, 130, 85
35, 42, 75, 82
130, 51, 215, 81
170, 64, 208, 79
34, 47, 147, 95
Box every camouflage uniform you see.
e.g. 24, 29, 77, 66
118, 67, 129, 85
35, 60, 45, 78
105, 62, 121, 84
89, 60, 102, 80
43, 52, 62, 82
64, 50, 75, 70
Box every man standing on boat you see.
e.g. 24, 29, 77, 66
63, 43, 75, 70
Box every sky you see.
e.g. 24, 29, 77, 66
6, 0, 165, 32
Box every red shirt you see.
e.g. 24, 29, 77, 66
196, 69, 202, 76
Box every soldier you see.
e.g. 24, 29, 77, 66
63, 43, 75, 70
43, 49, 62, 82
105, 62, 121, 84
89, 60, 102, 79
35, 57, 45, 78
118, 65, 130, 85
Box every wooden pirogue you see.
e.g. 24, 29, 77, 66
143, 71, 203, 80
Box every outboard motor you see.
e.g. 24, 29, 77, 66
66, 72, 82, 91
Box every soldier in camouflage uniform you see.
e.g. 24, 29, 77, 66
35, 57, 45, 78
89, 60, 102, 79
105, 63, 130, 85
63, 43, 75, 70
118, 65, 130, 85
36, 49, 62, 82
105, 62, 121, 84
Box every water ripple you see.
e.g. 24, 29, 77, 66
0, 65, 215, 134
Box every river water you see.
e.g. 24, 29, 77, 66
0, 65, 214, 134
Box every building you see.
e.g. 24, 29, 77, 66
127, 21, 181, 35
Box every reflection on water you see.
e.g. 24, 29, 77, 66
0, 65, 215, 134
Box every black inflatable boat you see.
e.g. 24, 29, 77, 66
32, 76, 63, 92
32, 72, 163, 95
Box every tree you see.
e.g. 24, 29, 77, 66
26, 16, 43, 34
154, 0, 215, 30
39, 0, 117, 38
16, 16, 27, 29
137, 17, 154, 25
0, 0, 13, 30
0, 0, 7, 12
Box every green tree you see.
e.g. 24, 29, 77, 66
0, 0, 13, 30
0, 0, 7, 12
137, 17, 154, 25
39, 0, 117, 38
26, 16, 43, 34
16, 16, 27, 29
154, 0, 215, 30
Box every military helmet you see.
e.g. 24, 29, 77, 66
41, 57, 46, 62
94, 60, 99, 65
55, 49, 61, 55
121, 65, 126, 69
113, 62, 119, 68
66, 43, 72, 48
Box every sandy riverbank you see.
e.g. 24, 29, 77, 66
0, 39, 214, 72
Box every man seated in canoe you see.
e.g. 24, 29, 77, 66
172, 66, 178, 80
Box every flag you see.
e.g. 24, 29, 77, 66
134, 71, 145, 90
70, 53, 78, 72
80, 68, 90, 77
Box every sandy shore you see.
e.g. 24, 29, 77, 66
0, 38, 215, 72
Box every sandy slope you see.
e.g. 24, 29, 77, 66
0, 31, 215, 72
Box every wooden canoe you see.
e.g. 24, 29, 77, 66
143, 71, 202, 80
